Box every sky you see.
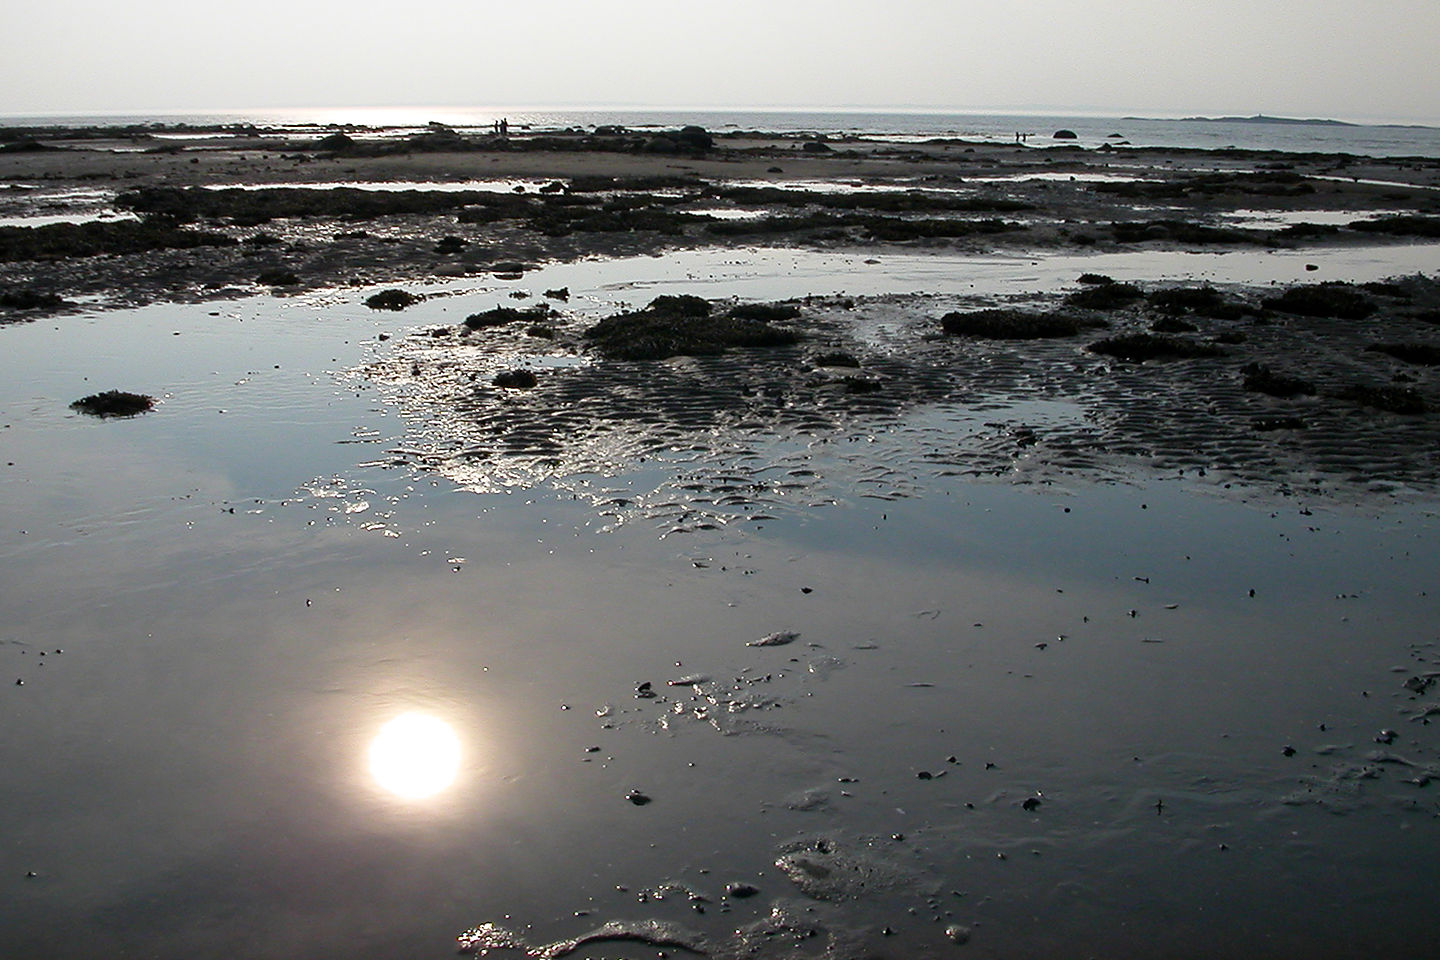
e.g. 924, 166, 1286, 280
3, 0, 1439, 123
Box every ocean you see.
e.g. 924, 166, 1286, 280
4, 106, 1440, 158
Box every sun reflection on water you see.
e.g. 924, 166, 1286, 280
368, 713, 462, 799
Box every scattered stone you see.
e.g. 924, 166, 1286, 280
725, 882, 759, 899
434, 235, 467, 254
543, 287, 570, 301
626, 788, 652, 805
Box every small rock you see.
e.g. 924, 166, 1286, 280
748, 631, 800, 647
724, 882, 759, 899
626, 789, 652, 806
945, 924, 972, 945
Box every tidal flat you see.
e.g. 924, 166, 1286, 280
2, 124, 1440, 959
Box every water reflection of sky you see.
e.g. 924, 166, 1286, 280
3, 246, 1440, 959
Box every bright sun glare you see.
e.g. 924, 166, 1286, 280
369, 713, 462, 799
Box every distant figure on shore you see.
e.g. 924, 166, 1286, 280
500, 117, 509, 138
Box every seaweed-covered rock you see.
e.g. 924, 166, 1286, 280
1066, 282, 1143, 310
314, 132, 356, 153
1365, 342, 1440, 366
365, 289, 423, 311
729, 302, 801, 322
1347, 215, 1440, 238
463, 305, 548, 329
0, 288, 68, 310
1150, 316, 1198, 333
1262, 284, 1375, 320
1241, 363, 1314, 397
585, 295, 799, 361
1088, 333, 1224, 362
1335, 383, 1427, 414
70, 390, 154, 417
940, 309, 1100, 339
256, 269, 300, 286
493, 369, 538, 389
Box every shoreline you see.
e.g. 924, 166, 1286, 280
2, 125, 1438, 316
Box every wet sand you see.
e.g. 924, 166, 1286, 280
2, 127, 1440, 959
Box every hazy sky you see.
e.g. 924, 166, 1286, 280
4, 0, 1438, 122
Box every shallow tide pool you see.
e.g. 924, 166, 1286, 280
2, 247, 1439, 960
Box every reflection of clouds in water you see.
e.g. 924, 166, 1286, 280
369, 713, 462, 799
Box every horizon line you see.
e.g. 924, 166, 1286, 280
2, 102, 1437, 129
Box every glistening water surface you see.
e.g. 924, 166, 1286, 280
2, 247, 1439, 960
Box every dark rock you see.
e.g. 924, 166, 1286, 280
1052, 129, 1078, 139
71, 390, 154, 417
0, 288, 68, 310
1253, 417, 1307, 432
543, 287, 570, 301
1149, 316, 1198, 333
801, 141, 833, 153
1366, 342, 1440, 366
1066, 282, 1143, 310
1087, 333, 1224, 362
364, 289, 423, 311
941, 308, 1102, 339
493, 369, 538, 389
1262, 284, 1375, 320
1077, 273, 1115, 285
1334, 383, 1427, 414
463, 305, 547, 329
725, 883, 759, 899
814, 351, 861, 368
255, 269, 300, 286
314, 132, 356, 153
434, 235, 467, 254
585, 295, 799, 361
728, 302, 801, 321
1241, 363, 1314, 397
